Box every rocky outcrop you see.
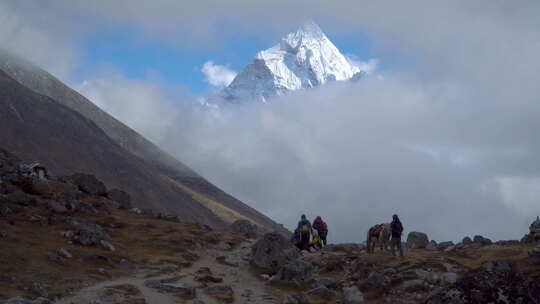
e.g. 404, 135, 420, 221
472, 235, 492, 245
461, 236, 472, 245
522, 216, 540, 243
251, 232, 300, 272
63, 174, 107, 196
426, 260, 540, 303
107, 189, 132, 210
273, 259, 313, 285
406, 232, 429, 249
76, 223, 110, 246
230, 219, 258, 238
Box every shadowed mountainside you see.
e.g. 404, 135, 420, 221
0, 49, 287, 234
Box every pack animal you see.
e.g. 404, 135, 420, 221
366, 223, 391, 253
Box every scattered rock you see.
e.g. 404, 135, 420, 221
28, 282, 48, 298
426, 240, 438, 251
311, 286, 336, 300
7, 191, 31, 206
472, 235, 492, 245
251, 232, 300, 272
56, 248, 72, 259
400, 279, 425, 292
481, 259, 513, 273
216, 255, 239, 267
282, 292, 310, 304
61, 230, 74, 238
461, 236, 472, 245
100, 240, 115, 251
443, 245, 456, 252
317, 277, 339, 289
0, 231, 7, 238
107, 189, 132, 209
426, 260, 540, 303
0, 195, 11, 215
144, 280, 195, 298
529, 244, 540, 258
63, 173, 107, 196
46, 201, 67, 214
0, 298, 34, 304
363, 271, 389, 287
273, 259, 313, 285
322, 243, 360, 253
76, 223, 110, 246
230, 219, 258, 238
437, 241, 454, 251
96, 268, 107, 275
342, 286, 364, 304
204, 284, 234, 302
406, 231, 429, 249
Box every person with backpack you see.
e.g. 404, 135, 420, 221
297, 214, 312, 251
312, 216, 328, 246
390, 214, 404, 257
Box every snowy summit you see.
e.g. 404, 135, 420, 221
219, 21, 363, 103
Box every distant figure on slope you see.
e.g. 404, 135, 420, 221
312, 216, 328, 246
297, 214, 312, 251
390, 214, 404, 257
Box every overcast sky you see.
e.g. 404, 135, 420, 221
1, 1, 540, 242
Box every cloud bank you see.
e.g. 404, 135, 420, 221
2, 1, 540, 243
201, 61, 237, 87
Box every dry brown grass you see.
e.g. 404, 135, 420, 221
0, 197, 239, 300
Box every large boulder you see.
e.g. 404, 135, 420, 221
461, 236, 473, 245
523, 216, 540, 243
76, 223, 110, 246
472, 235, 492, 245
426, 260, 540, 303
107, 189, 132, 210
273, 259, 313, 285
406, 231, 429, 249
251, 232, 300, 272
230, 219, 258, 238
63, 173, 107, 196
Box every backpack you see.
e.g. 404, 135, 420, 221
321, 221, 328, 230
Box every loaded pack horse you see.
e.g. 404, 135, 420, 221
366, 223, 391, 253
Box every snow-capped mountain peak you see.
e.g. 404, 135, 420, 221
220, 21, 363, 103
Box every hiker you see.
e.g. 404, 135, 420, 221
312, 216, 328, 246
390, 214, 404, 257
297, 214, 312, 251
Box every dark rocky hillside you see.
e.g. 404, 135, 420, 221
0, 51, 287, 234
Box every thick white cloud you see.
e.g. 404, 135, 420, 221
346, 56, 378, 74
201, 61, 237, 87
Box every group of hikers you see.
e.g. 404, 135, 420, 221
290, 215, 328, 251
290, 213, 405, 257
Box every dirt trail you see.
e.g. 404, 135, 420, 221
56, 241, 280, 304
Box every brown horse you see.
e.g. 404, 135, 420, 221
366, 223, 391, 253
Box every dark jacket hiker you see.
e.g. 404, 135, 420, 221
390, 214, 404, 257
297, 214, 312, 250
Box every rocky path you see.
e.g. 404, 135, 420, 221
56, 241, 279, 304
